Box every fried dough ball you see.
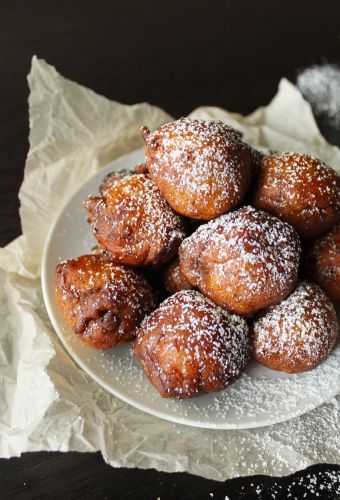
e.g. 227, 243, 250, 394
252, 281, 338, 373
134, 290, 250, 398
85, 174, 187, 267
99, 164, 147, 193
252, 152, 340, 238
304, 224, 340, 303
55, 254, 157, 349
179, 206, 301, 316
163, 257, 193, 294
99, 169, 130, 193
142, 118, 253, 220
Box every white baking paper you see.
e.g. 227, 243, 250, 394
0, 57, 339, 480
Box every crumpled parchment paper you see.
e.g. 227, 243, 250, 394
0, 57, 339, 481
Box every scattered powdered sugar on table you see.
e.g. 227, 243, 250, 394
233, 467, 340, 498
297, 64, 340, 128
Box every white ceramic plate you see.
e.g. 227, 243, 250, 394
42, 148, 340, 429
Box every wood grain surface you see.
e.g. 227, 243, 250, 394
0, 1, 339, 498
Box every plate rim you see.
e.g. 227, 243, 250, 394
41, 148, 340, 430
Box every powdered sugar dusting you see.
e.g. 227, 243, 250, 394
310, 225, 340, 277
253, 281, 338, 372
60, 163, 340, 428
180, 206, 301, 315
135, 290, 250, 398
297, 64, 340, 128
145, 117, 252, 218
163, 257, 193, 293
254, 153, 340, 233
232, 467, 340, 498
86, 174, 186, 266
305, 224, 340, 301
99, 168, 132, 192
55, 254, 158, 344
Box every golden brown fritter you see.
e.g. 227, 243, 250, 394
252, 281, 338, 373
85, 174, 187, 267
142, 118, 253, 220
134, 290, 250, 398
55, 254, 157, 349
99, 169, 130, 193
304, 224, 340, 303
179, 206, 301, 316
163, 257, 193, 294
99, 164, 148, 193
252, 152, 340, 239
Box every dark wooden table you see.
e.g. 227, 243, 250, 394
0, 1, 339, 498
